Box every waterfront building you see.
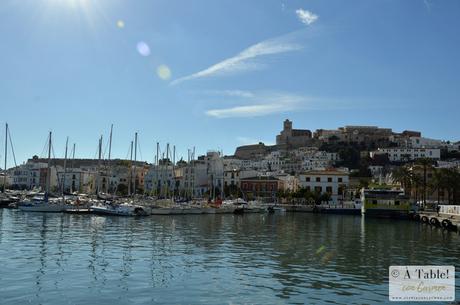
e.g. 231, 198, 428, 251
178, 159, 208, 198
240, 175, 284, 200
8, 162, 55, 190
144, 163, 175, 196
361, 188, 411, 218
298, 169, 349, 204
56, 168, 94, 194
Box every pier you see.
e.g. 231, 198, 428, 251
413, 211, 460, 232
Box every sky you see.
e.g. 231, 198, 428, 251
1, 0, 459, 168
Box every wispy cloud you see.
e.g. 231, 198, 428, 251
206, 104, 291, 118
296, 9, 319, 25
204, 90, 255, 98
171, 34, 303, 85
205, 92, 307, 118
423, 0, 433, 12
203, 91, 388, 119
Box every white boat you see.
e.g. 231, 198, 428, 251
18, 197, 69, 212
19, 132, 71, 213
90, 202, 147, 216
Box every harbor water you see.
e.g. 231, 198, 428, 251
0, 209, 459, 304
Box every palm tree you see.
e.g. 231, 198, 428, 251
430, 168, 445, 205
392, 166, 412, 194
444, 168, 460, 205
431, 168, 460, 205
410, 173, 423, 204
415, 158, 434, 207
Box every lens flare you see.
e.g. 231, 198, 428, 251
136, 42, 150, 56
157, 65, 172, 80
116, 20, 125, 28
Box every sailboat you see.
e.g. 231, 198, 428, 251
18, 132, 70, 212
0, 123, 20, 208
89, 130, 147, 216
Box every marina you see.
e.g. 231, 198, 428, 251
1, 1, 460, 303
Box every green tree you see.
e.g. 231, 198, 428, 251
415, 158, 435, 206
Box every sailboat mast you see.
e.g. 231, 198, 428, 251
96, 135, 102, 195
46, 131, 52, 198
166, 143, 169, 198
70, 143, 75, 193
108, 124, 113, 160
128, 140, 133, 196
133, 132, 137, 196
172, 145, 176, 198
62, 137, 69, 196
107, 125, 113, 194
220, 151, 224, 200
2, 123, 8, 193
156, 142, 159, 197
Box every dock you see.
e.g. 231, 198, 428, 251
413, 211, 459, 232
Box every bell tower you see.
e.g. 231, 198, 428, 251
283, 119, 292, 133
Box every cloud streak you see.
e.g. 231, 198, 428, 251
205, 92, 306, 118
296, 9, 318, 25
171, 34, 303, 85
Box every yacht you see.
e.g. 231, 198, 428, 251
90, 201, 147, 216
18, 132, 71, 213
18, 196, 69, 212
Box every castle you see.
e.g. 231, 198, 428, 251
275, 119, 313, 149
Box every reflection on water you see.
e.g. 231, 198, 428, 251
0, 210, 459, 304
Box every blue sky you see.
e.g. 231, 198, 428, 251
1, 0, 459, 167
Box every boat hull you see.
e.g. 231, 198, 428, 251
362, 208, 410, 219
18, 204, 68, 212
90, 204, 147, 216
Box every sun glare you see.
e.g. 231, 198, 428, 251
50, 0, 90, 9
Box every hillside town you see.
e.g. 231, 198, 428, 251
3, 119, 460, 207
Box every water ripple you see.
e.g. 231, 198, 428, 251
0, 210, 459, 304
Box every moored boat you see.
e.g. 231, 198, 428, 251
90, 202, 148, 216
361, 188, 412, 219
18, 197, 69, 212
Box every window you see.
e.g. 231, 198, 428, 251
395, 201, 400, 205
327, 177, 332, 182
372, 200, 377, 205
315, 186, 322, 193
338, 178, 343, 183
316, 177, 320, 182
326, 186, 332, 193
306, 177, 310, 182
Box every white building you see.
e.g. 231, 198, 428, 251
370, 148, 441, 162
408, 137, 444, 149
179, 160, 209, 198
56, 168, 94, 194
298, 169, 349, 204
8, 162, 56, 190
